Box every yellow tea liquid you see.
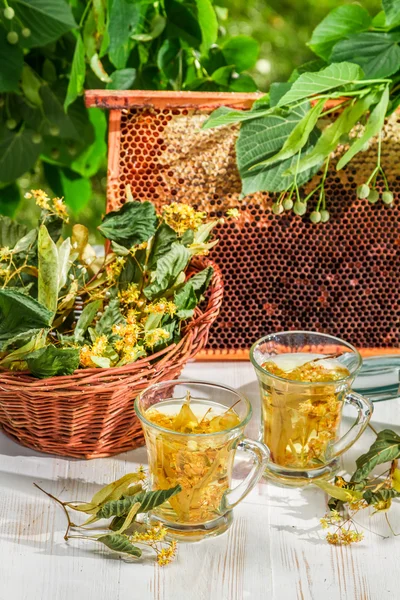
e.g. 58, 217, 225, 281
144, 399, 240, 525
260, 353, 350, 469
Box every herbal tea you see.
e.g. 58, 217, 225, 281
144, 396, 241, 525
260, 353, 350, 469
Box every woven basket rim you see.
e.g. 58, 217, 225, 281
0, 257, 223, 390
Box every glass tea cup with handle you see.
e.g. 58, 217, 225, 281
250, 331, 373, 486
135, 380, 269, 541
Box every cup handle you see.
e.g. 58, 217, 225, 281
221, 438, 269, 511
328, 391, 373, 459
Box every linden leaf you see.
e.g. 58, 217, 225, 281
97, 534, 142, 558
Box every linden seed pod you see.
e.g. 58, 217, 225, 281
310, 211, 322, 224
357, 184, 370, 199
4, 7, 15, 19
293, 201, 307, 216
49, 125, 60, 136
6, 118, 17, 130
22, 28, 31, 38
320, 209, 330, 223
368, 190, 379, 204
283, 198, 293, 211
382, 191, 394, 205
32, 132, 42, 144
272, 203, 284, 215
7, 31, 18, 44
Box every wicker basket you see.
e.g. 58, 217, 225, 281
0, 257, 223, 459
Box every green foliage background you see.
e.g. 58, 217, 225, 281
0, 0, 381, 238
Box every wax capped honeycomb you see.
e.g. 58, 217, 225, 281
106, 102, 400, 355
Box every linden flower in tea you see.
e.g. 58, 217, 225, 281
260, 353, 350, 469
144, 395, 240, 525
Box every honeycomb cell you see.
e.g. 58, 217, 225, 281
108, 105, 400, 352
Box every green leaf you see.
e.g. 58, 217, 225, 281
157, 38, 182, 81
187, 266, 213, 296
202, 105, 272, 130
221, 35, 259, 72
196, 0, 218, 53
308, 5, 372, 60
90, 53, 112, 83
288, 93, 376, 176
108, 0, 143, 68
315, 480, 363, 502
57, 237, 71, 291
131, 14, 166, 41
0, 289, 53, 348
0, 130, 42, 183
0, 26, 23, 92
269, 82, 292, 106
10, 0, 77, 48
106, 68, 137, 90
0, 330, 46, 368
38, 224, 59, 314
97, 534, 142, 558
164, 0, 202, 48
26, 345, 80, 378
21, 65, 43, 108
74, 299, 102, 341
64, 34, 86, 111
135, 485, 182, 513
70, 108, 107, 178
0, 184, 21, 217
237, 104, 321, 194
97, 495, 142, 519
337, 86, 390, 170
97, 485, 181, 518
0, 216, 27, 247
289, 59, 327, 83
12, 228, 37, 254
60, 169, 92, 215
144, 242, 190, 299
382, 0, 400, 27
331, 32, 400, 79
211, 65, 234, 86
277, 62, 364, 107
93, 0, 106, 35
95, 297, 124, 337
252, 99, 325, 169
352, 429, 400, 482
148, 223, 178, 270
174, 282, 197, 318
229, 73, 258, 93
39, 85, 81, 141
363, 488, 400, 506
98, 201, 158, 248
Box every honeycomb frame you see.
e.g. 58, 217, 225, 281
85, 91, 400, 359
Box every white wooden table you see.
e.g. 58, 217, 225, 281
1, 361, 399, 600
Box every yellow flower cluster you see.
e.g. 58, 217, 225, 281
25, 190, 69, 222
0, 246, 12, 261
112, 322, 141, 349
130, 524, 177, 566
326, 529, 364, 546
145, 328, 170, 348
162, 202, 206, 235
106, 256, 126, 282
80, 335, 108, 367
145, 298, 176, 317
156, 542, 177, 566
119, 283, 140, 305
226, 208, 240, 220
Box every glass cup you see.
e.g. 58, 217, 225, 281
250, 331, 373, 486
135, 380, 269, 541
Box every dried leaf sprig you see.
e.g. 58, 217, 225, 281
317, 428, 400, 545
34, 468, 181, 566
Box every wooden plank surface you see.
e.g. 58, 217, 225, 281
1, 361, 399, 600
